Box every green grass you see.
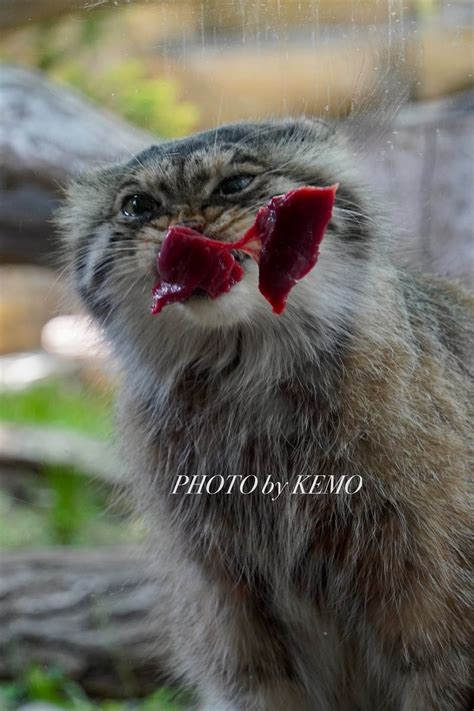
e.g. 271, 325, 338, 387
0, 379, 113, 439
0, 474, 146, 550
0, 666, 189, 710
0, 378, 146, 549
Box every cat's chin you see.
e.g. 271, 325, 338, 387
177, 275, 261, 329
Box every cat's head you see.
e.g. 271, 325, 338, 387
58, 119, 378, 368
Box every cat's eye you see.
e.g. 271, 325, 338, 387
122, 194, 158, 218
218, 174, 254, 196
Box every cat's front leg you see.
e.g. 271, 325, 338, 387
167, 570, 312, 711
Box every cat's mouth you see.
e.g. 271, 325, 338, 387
187, 251, 250, 301
189, 288, 207, 300
232, 250, 251, 266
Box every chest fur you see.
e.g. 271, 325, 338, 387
123, 369, 369, 588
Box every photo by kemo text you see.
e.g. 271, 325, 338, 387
171, 474, 364, 499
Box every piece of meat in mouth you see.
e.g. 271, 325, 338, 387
151, 184, 338, 315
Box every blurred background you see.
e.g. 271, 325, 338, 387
0, 1, 472, 710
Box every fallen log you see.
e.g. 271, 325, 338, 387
0, 547, 166, 697
0, 65, 152, 265
0, 423, 124, 486
0, 65, 151, 189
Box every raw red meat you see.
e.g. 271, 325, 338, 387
150, 226, 243, 313
151, 184, 337, 315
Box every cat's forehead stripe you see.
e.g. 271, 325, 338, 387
129, 122, 290, 168
133, 146, 260, 172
